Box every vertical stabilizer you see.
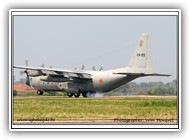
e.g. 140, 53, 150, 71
128, 33, 153, 73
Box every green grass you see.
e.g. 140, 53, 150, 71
13, 96, 177, 121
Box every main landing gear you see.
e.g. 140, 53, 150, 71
67, 92, 88, 98
67, 92, 74, 98
82, 92, 88, 98
67, 92, 80, 98
37, 90, 44, 95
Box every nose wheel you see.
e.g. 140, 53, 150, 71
37, 90, 44, 95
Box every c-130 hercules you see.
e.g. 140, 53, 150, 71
14, 33, 170, 98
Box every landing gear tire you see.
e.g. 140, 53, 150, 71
74, 92, 80, 98
37, 90, 43, 95
67, 92, 74, 98
82, 92, 88, 98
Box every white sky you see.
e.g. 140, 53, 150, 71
13, 15, 178, 83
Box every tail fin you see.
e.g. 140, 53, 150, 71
128, 33, 153, 73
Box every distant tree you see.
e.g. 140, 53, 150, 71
107, 80, 177, 96
172, 79, 177, 84
14, 78, 26, 84
13, 90, 17, 97
166, 81, 177, 95
128, 82, 139, 88
150, 85, 167, 95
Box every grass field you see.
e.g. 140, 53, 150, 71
13, 95, 177, 122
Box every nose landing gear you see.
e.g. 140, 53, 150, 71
37, 90, 44, 95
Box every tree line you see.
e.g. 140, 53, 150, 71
108, 80, 177, 96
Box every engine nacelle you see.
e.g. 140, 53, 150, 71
40, 75, 68, 82
27, 70, 43, 77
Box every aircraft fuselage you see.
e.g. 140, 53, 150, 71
29, 70, 138, 93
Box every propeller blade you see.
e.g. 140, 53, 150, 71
41, 64, 45, 68
25, 60, 28, 66
99, 66, 103, 71
81, 65, 85, 70
20, 71, 25, 75
92, 66, 96, 71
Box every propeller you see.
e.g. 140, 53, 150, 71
92, 66, 96, 71
41, 64, 45, 68
20, 71, 25, 75
25, 60, 28, 66
19, 60, 30, 86
99, 66, 103, 71
20, 59, 28, 76
25, 72, 30, 86
81, 64, 85, 70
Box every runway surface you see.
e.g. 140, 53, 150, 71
14, 95, 177, 100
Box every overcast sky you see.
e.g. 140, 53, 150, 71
13, 15, 177, 83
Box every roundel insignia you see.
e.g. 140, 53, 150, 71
99, 79, 103, 84
139, 40, 143, 47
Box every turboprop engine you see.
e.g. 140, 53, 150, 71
40, 75, 68, 82
26, 70, 43, 77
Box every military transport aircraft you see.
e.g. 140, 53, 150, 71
14, 33, 170, 98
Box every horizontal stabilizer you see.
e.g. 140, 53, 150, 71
113, 72, 171, 77
143, 73, 171, 77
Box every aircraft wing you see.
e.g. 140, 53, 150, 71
13, 65, 92, 79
